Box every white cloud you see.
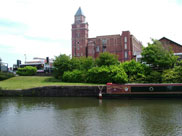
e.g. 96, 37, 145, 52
0, 0, 182, 66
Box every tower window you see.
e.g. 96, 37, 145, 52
125, 43, 127, 49
125, 51, 128, 59
77, 42, 80, 45
77, 33, 80, 38
124, 37, 127, 43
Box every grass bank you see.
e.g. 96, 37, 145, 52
0, 76, 102, 90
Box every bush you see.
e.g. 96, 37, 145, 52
86, 65, 128, 84
121, 60, 147, 83
80, 57, 95, 71
16, 66, 37, 76
144, 70, 162, 83
96, 52, 119, 67
53, 54, 71, 79
162, 66, 182, 83
62, 70, 85, 83
0, 72, 14, 81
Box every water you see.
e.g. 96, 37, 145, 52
0, 97, 182, 136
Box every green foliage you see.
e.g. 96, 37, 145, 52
86, 65, 128, 84
162, 66, 182, 83
70, 57, 95, 71
80, 57, 95, 71
96, 52, 119, 67
121, 60, 147, 83
53, 54, 71, 79
0, 72, 14, 81
141, 39, 178, 70
145, 70, 162, 83
62, 70, 85, 83
16, 66, 37, 76
70, 57, 81, 70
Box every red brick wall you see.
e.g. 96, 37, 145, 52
160, 38, 182, 53
72, 23, 88, 57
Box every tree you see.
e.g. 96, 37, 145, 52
121, 60, 147, 83
86, 65, 128, 84
53, 54, 71, 79
141, 39, 178, 70
162, 66, 182, 83
96, 52, 119, 67
80, 57, 95, 71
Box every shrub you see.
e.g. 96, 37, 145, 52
121, 60, 147, 83
53, 54, 71, 79
80, 57, 95, 71
144, 70, 162, 83
62, 70, 85, 83
0, 72, 14, 81
16, 66, 37, 76
162, 66, 182, 83
109, 65, 128, 83
86, 65, 128, 84
96, 52, 119, 67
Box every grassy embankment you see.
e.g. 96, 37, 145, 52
0, 76, 102, 90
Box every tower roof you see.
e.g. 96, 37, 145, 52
75, 7, 84, 16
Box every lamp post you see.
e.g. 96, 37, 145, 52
0, 58, 2, 72
24, 54, 27, 64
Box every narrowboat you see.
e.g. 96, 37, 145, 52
103, 83, 182, 98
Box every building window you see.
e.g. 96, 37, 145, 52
125, 51, 128, 59
102, 39, 107, 45
125, 43, 127, 49
77, 46, 80, 50
124, 37, 127, 43
96, 46, 100, 52
81, 53, 83, 56
103, 47, 106, 52
77, 53, 80, 56
77, 33, 80, 38
77, 41, 80, 45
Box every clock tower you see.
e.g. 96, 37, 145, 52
72, 7, 88, 57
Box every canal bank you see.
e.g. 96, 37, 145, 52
0, 85, 106, 97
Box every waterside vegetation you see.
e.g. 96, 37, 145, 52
54, 39, 182, 84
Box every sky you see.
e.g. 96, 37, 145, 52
0, 0, 182, 67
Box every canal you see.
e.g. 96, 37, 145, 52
0, 97, 182, 136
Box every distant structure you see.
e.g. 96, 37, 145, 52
13, 57, 54, 73
159, 37, 182, 52
72, 7, 142, 62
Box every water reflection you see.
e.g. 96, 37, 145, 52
0, 97, 182, 136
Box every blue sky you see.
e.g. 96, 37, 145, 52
0, 0, 182, 67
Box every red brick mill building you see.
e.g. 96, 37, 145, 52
72, 7, 142, 62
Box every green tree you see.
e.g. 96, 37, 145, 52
121, 60, 147, 83
70, 57, 81, 70
86, 65, 128, 84
53, 54, 71, 79
145, 70, 162, 83
80, 57, 95, 71
162, 66, 182, 83
96, 52, 119, 67
141, 39, 178, 70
